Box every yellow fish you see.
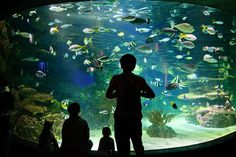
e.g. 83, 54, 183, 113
50, 26, 59, 34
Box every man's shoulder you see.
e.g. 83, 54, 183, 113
134, 74, 145, 81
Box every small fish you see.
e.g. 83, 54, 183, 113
93, 58, 103, 70
122, 15, 136, 21
28, 10, 37, 16
35, 70, 46, 78
112, 46, 121, 53
175, 55, 184, 59
82, 28, 97, 34
135, 27, 151, 33
21, 57, 39, 62
166, 83, 178, 90
50, 26, 59, 34
179, 33, 197, 41
60, 24, 73, 28
117, 32, 125, 37
135, 44, 152, 54
201, 24, 216, 35
99, 110, 109, 114
83, 59, 91, 65
212, 19, 224, 25
170, 101, 178, 109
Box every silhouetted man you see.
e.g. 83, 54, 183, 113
106, 54, 155, 157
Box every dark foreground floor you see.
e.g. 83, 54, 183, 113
9, 131, 236, 157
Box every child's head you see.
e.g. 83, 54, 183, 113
43, 119, 54, 131
102, 127, 111, 137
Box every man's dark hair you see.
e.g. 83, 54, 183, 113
120, 54, 136, 72
67, 102, 81, 115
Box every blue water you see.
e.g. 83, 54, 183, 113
5, 0, 236, 148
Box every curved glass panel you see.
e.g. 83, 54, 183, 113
1, 0, 236, 151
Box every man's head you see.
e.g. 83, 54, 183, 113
120, 54, 136, 72
67, 102, 81, 116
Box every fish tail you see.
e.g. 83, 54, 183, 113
170, 32, 175, 38
179, 33, 184, 39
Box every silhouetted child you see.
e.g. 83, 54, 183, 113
98, 126, 115, 156
60, 102, 93, 157
38, 119, 59, 157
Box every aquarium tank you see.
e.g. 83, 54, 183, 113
1, 0, 236, 151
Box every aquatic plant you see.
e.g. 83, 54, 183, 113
146, 109, 177, 138
147, 110, 174, 126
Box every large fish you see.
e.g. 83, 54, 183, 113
172, 22, 195, 33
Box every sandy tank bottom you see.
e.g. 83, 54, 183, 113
83, 115, 236, 151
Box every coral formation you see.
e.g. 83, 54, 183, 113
146, 110, 177, 138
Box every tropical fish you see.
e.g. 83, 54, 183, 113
49, 6, 67, 12
123, 41, 136, 50
135, 44, 152, 54
61, 99, 73, 109
187, 73, 198, 80
82, 28, 97, 34
93, 58, 103, 70
175, 40, 195, 51
160, 27, 177, 37
84, 37, 92, 45
166, 83, 178, 90
172, 22, 195, 33
179, 33, 197, 41
201, 24, 216, 35
135, 27, 151, 33
15, 30, 32, 39
202, 46, 224, 52
21, 57, 39, 62
203, 54, 218, 63
150, 78, 162, 87
50, 26, 59, 34
83, 58, 91, 65
117, 32, 125, 37
112, 46, 121, 53
69, 44, 86, 52
170, 101, 178, 109
35, 70, 46, 78
212, 19, 224, 25
60, 24, 73, 28
28, 10, 37, 16
159, 38, 171, 43
97, 55, 110, 63
175, 55, 184, 59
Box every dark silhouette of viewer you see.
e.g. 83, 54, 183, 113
97, 126, 115, 156
60, 102, 93, 157
106, 54, 155, 157
38, 119, 59, 157
0, 75, 15, 157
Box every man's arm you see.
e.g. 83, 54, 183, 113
140, 79, 155, 98
106, 77, 117, 99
